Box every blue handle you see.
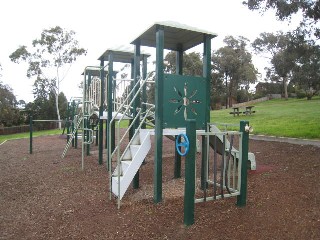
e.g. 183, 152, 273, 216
176, 133, 190, 156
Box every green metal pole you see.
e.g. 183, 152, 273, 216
107, 53, 114, 169
201, 34, 211, 189
184, 119, 196, 226
29, 115, 33, 154
174, 45, 183, 179
66, 103, 70, 142
237, 120, 249, 207
154, 25, 164, 203
99, 59, 105, 165
133, 42, 141, 189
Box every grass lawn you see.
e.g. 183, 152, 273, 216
210, 97, 320, 139
0, 129, 62, 144
1, 97, 319, 144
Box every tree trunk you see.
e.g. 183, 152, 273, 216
55, 92, 61, 129
283, 76, 288, 100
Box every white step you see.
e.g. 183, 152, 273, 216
112, 160, 131, 177
112, 129, 151, 200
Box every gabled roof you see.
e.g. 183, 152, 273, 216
98, 45, 150, 63
131, 21, 218, 51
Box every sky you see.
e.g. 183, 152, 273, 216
0, 0, 302, 103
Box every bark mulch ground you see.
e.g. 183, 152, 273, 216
0, 134, 319, 239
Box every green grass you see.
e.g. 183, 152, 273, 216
0, 128, 62, 144
210, 97, 320, 139
1, 97, 319, 143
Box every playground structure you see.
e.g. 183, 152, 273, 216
58, 21, 256, 225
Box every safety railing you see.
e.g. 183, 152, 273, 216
194, 127, 243, 203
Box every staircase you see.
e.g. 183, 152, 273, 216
108, 73, 155, 204
112, 129, 151, 200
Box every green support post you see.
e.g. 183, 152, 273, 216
200, 34, 211, 189
174, 135, 181, 178
184, 119, 196, 226
29, 115, 33, 154
237, 120, 249, 206
66, 103, 70, 142
133, 41, 141, 189
154, 25, 164, 203
107, 54, 114, 169
174, 45, 183, 179
99, 59, 105, 165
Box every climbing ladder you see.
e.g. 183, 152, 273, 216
61, 115, 83, 158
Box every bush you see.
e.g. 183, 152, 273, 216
296, 89, 306, 99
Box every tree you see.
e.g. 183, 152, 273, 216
243, 0, 320, 38
212, 36, 258, 107
0, 81, 23, 127
291, 42, 320, 99
252, 31, 298, 99
9, 26, 86, 129
164, 51, 203, 76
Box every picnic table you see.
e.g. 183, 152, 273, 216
229, 105, 256, 116
229, 107, 241, 117
243, 105, 256, 115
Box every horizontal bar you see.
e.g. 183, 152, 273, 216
207, 180, 239, 193
32, 120, 65, 122
195, 192, 240, 203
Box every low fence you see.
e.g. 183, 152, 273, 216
232, 94, 282, 108
0, 122, 59, 135
232, 97, 269, 108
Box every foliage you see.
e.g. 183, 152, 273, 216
9, 26, 86, 128
291, 39, 320, 99
212, 36, 258, 107
243, 0, 320, 38
252, 31, 297, 99
164, 51, 203, 76
0, 81, 24, 127
24, 91, 68, 121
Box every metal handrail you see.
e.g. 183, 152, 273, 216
108, 72, 155, 202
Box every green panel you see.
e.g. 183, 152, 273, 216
163, 74, 207, 129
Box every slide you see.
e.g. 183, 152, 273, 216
209, 125, 256, 170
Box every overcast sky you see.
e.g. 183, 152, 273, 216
0, 0, 301, 102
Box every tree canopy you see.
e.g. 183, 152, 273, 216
243, 0, 320, 38
212, 36, 258, 107
9, 26, 86, 128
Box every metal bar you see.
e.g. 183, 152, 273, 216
195, 192, 240, 203
221, 135, 225, 198
213, 133, 217, 200
29, 115, 33, 154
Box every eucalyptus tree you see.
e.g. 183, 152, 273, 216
9, 26, 86, 128
212, 36, 258, 107
291, 42, 320, 99
252, 31, 297, 99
